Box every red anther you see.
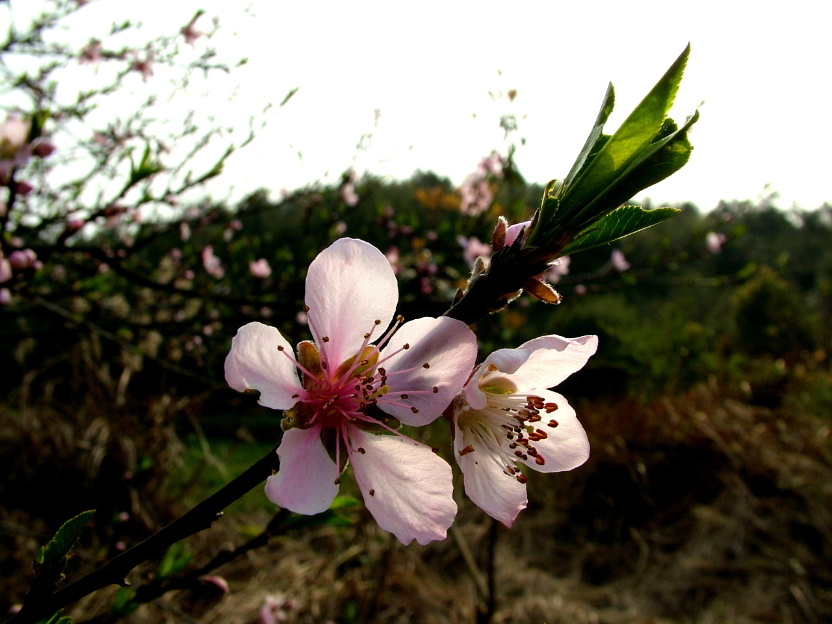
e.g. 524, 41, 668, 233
548, 419, 559, 428
458, 445, 475, 456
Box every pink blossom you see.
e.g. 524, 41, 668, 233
202, 245, 225, 279
9, 249, 36, 270
706, 231, 727, 254
79, 39, 103, 64
341, 182, 359, 206
181, 15, 206, 46
459, 176, 493, 216
610, 249, 630, 272
130, 52, 154, 82
0, 258, 11, 283
0, 117, 32, 183
0, 288, 10, 305
544, 256, 570, 284
452, 334, 597, 526
32, 140, 56, 158
249, 258, 272, 279
458, 235, 492, 268
258, 594, 296, 624
225, 239, 478, 544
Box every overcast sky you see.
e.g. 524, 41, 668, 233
9, 0, 832, 211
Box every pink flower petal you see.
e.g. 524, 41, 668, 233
347, 427, 456, 545
515, 391, 589, 473
379, 317, 477, 426
453, 425, 528, 527
224, 322, 303, 410
304, 238, 398, 368
265, 427, 340, 514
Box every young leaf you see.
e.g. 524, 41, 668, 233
559, 44, 691, 224
156, 541, 194, 580
35, 609, 73, 624
561, 205, 680, 255
37, 510, 96, 569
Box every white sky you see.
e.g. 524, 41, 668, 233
7, 0, 832, 211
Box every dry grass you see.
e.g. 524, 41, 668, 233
4, 376, 832, 624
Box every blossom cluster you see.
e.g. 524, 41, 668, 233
226, 238, 597, 544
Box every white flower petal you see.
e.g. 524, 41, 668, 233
380, 317, 478, 426
509, 334, 598, 390
348, 427, 456, 545
224, 322, 303, 410
304, 238, 397, 367
453, 418, 527, 527
516, 391, 590, 473
265, 427, 340, 514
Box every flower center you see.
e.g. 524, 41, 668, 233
457, 388, 560, 483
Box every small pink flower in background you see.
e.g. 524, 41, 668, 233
451, 334, 597, 526
13, 180, 34, 196
0, 116, 32, 183
544, 256, 571, 284
458, 236, 491, 268
225, 239, 478, 544
201, 245, 225, 279
574, 284, 588, 295
180, 222, 191, 241
249, 258, 272, 279
459, 177, 493, 216
611, 249, 630, 272
341, 182, 359, 206
200, 576, 230, 596
0, 288, 11, 305
181, 14, 206, 46
130, 51, 154, 82
706, 231, 727, 254
31, 140, 56, 158
257, 594, 297, 624
0, 257, 12, 283
79, 39, 103, 64
9, 249, 37, 270
385, 246, 402, 274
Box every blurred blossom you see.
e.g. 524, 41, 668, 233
458, 236, 491, 268
181, 14, 206, 46
200, 576, 230, 596
477, 152, 506, 179
0, 288, 10, 305
0, 116, 32, 184
130, 51, 154, 82
611, 249, 631, 272
180, 222, 191, 241
14, 180, 34, 195
0, 258, 11, 283
706, 231, 727, 254
334, 221, 348, 235
385, 246, 401, 273
79, 39, 103, 64
574, 284, 588, 295
201, 245, 225, 279
32, 139, 56, 158
341, 181, 359, 206
544, 256, 571, 284
9, 249, 37, 270
257, 594, 296, 624
459, 177, 493, 216
249, 258, 272, 278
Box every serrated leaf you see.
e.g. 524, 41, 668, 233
561, 45, 690, 222
37, 510, 95, 568
562, 205, 680, 255
562, 82, 615, 189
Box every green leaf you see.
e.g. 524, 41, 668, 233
560, 44, 690, 225
35, 610, 74, 624
562, 82, 615, 190
111, 587, 140, 617
562, 205, 680, 255
156, 541, 193, 580
37, 510, 96, 568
